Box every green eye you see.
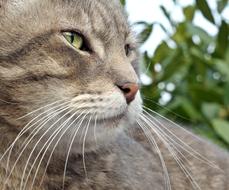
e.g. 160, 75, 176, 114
63, 32, 84, 50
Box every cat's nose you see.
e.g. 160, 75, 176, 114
118, 83, 139, 104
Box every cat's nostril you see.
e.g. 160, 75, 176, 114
118, 83, 139, 104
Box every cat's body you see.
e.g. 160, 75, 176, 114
0, 0, 228, 190
1, 124, 228, 190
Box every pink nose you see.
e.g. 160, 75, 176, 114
118, 83, 139, 104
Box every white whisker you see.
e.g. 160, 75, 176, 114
38, 111, 88, 188
19, 105, 77, 190
3, 104, 71, 190
62, 111, 90, 189
140, 114, 202, 190
136, 119, 171, 190
2, 100, 71, 177
25, 105, 88, 190
142, 109, 220, 170
82, 114, 93, 179
17, 99, 67, 120
93, 115, 98, 147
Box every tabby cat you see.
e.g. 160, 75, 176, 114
0, 0, 228, 190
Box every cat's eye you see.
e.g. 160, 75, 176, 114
125, 44, 133, 57
63, 31, 87, 51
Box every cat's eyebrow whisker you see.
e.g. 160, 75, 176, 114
62, 111, 91, 189
139, 114, 202, 190
142, 109, 220, 170
136, 119, 171, 190
28, 105, 89, 190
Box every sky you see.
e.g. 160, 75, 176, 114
126, 0, 229, 55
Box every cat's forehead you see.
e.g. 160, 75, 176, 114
4, 0, 131, 42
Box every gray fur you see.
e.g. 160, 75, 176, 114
0, 0, 228, 190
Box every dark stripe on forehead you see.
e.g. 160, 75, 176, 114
0, 32, 52, 62
3, 72, 72, 84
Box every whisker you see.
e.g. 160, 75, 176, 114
0, 98, 18, 105
140, 114, 201, 190
62, 111, 91, 189
19, 105, 77, 190
93, 115, 98, 147
136, 119, 171, 190
24, 106, 87, 190
17, 99, 67, 120
7, 103, 70, 167
1, 100, 71, 174
82, 114, 93, 179
0, 100, 70, 164
142, 108, 220, 170
38, 109, 89, 188
143, 106, 206, 145
142, 97, 190, 121
3, 104, 71, 190
30, 105, 89, 190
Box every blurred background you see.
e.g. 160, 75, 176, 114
121, 0, 229, 149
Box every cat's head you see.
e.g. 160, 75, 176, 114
0, 0, 142, 150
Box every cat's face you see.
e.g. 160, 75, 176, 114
0, 0, 142, 150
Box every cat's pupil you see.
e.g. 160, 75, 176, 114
125, 44, 131, 57
70, 34, 74, 43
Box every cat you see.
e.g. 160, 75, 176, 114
0, 0, 228, 190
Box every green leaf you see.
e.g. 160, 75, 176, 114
189, 84, 223, 104
183, 6, 196, 21
142, 51, 154, 76
186, 23, 213, 44
212, 119, 229, 144
180, 97, 202, 121
196, 0, 215, 24
139, 23, 153, 43
215, 20, 229, 58
120, 0, 126, 6
160, 5, 174, 27
172, 22, 187, 43
224, 84, 229, 106
202, 103, 220, 120
214, 59, 229, 80
153, 42, 172, 63
194, 124, 229, 149
217, 0, 228, 13
158, 50, 183, 81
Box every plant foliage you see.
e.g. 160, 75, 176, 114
123, 0, 229, 148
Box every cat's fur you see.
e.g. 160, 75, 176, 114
0, 0, 228, 189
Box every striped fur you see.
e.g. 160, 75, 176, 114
0, 0, 228, 190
